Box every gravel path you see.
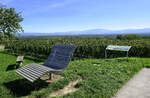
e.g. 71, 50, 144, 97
113, 68, 150, 98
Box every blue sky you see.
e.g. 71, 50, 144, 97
0, 0, 150, 33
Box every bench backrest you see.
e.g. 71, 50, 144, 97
44, 44, 76, 69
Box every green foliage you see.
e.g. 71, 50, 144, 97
116, 35, 123, 40
4, 37, 150, 59
116, 34, 141, 40
0, 33, 18, 40
0, 5, 23, 36
0, 53, 149, 97
123, 34, 141, 40
142, 36, 150, 39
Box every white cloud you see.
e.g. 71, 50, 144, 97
24, 0, 78, 15
0, 0, 14, 4
50, 0, 77, 8
50, 2, 67, 8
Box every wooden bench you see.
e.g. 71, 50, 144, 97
16, 56, 24, 68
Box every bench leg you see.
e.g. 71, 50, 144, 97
16, 63, 20, 68
16, 61, 23, 68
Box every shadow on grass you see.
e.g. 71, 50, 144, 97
92, 63, 103, 66
3, 79, 49, 97
24, 56, 44, 62
105, 58, 129, 62
116, 58, 129, 62
145, 66, 150, 68
6, 64, 17, 71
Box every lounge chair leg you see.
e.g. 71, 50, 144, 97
49, 72, 52, 80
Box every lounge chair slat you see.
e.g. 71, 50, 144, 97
16, 70, 37, 82
17, 68, 40, 79
19, 67, 44, 76
29, 64, 51, 71
16, 64, 50, 81
18, 67, 45, 78
20, 64, 48, 74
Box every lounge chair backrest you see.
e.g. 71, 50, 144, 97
44, 44, 76, 69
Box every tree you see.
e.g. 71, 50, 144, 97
116, 35, 123, 40
0, 4, 23, 37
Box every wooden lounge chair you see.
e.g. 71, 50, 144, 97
16, 44, 76, 82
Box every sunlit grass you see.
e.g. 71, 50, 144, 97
0, 52, 149, 98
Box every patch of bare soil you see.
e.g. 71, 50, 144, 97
49, 79, 81, 97
40, 74, 64, 83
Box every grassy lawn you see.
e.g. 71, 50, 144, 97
0, 52, 150, 98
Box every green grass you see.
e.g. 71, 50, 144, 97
0, 52, 150, 98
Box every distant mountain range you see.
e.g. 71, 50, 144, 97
19, 28, 150, 37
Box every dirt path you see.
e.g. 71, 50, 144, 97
113, 68, 150, 98
49, 79, 81, 97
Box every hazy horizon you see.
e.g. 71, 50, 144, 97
20, 28, 150, 34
